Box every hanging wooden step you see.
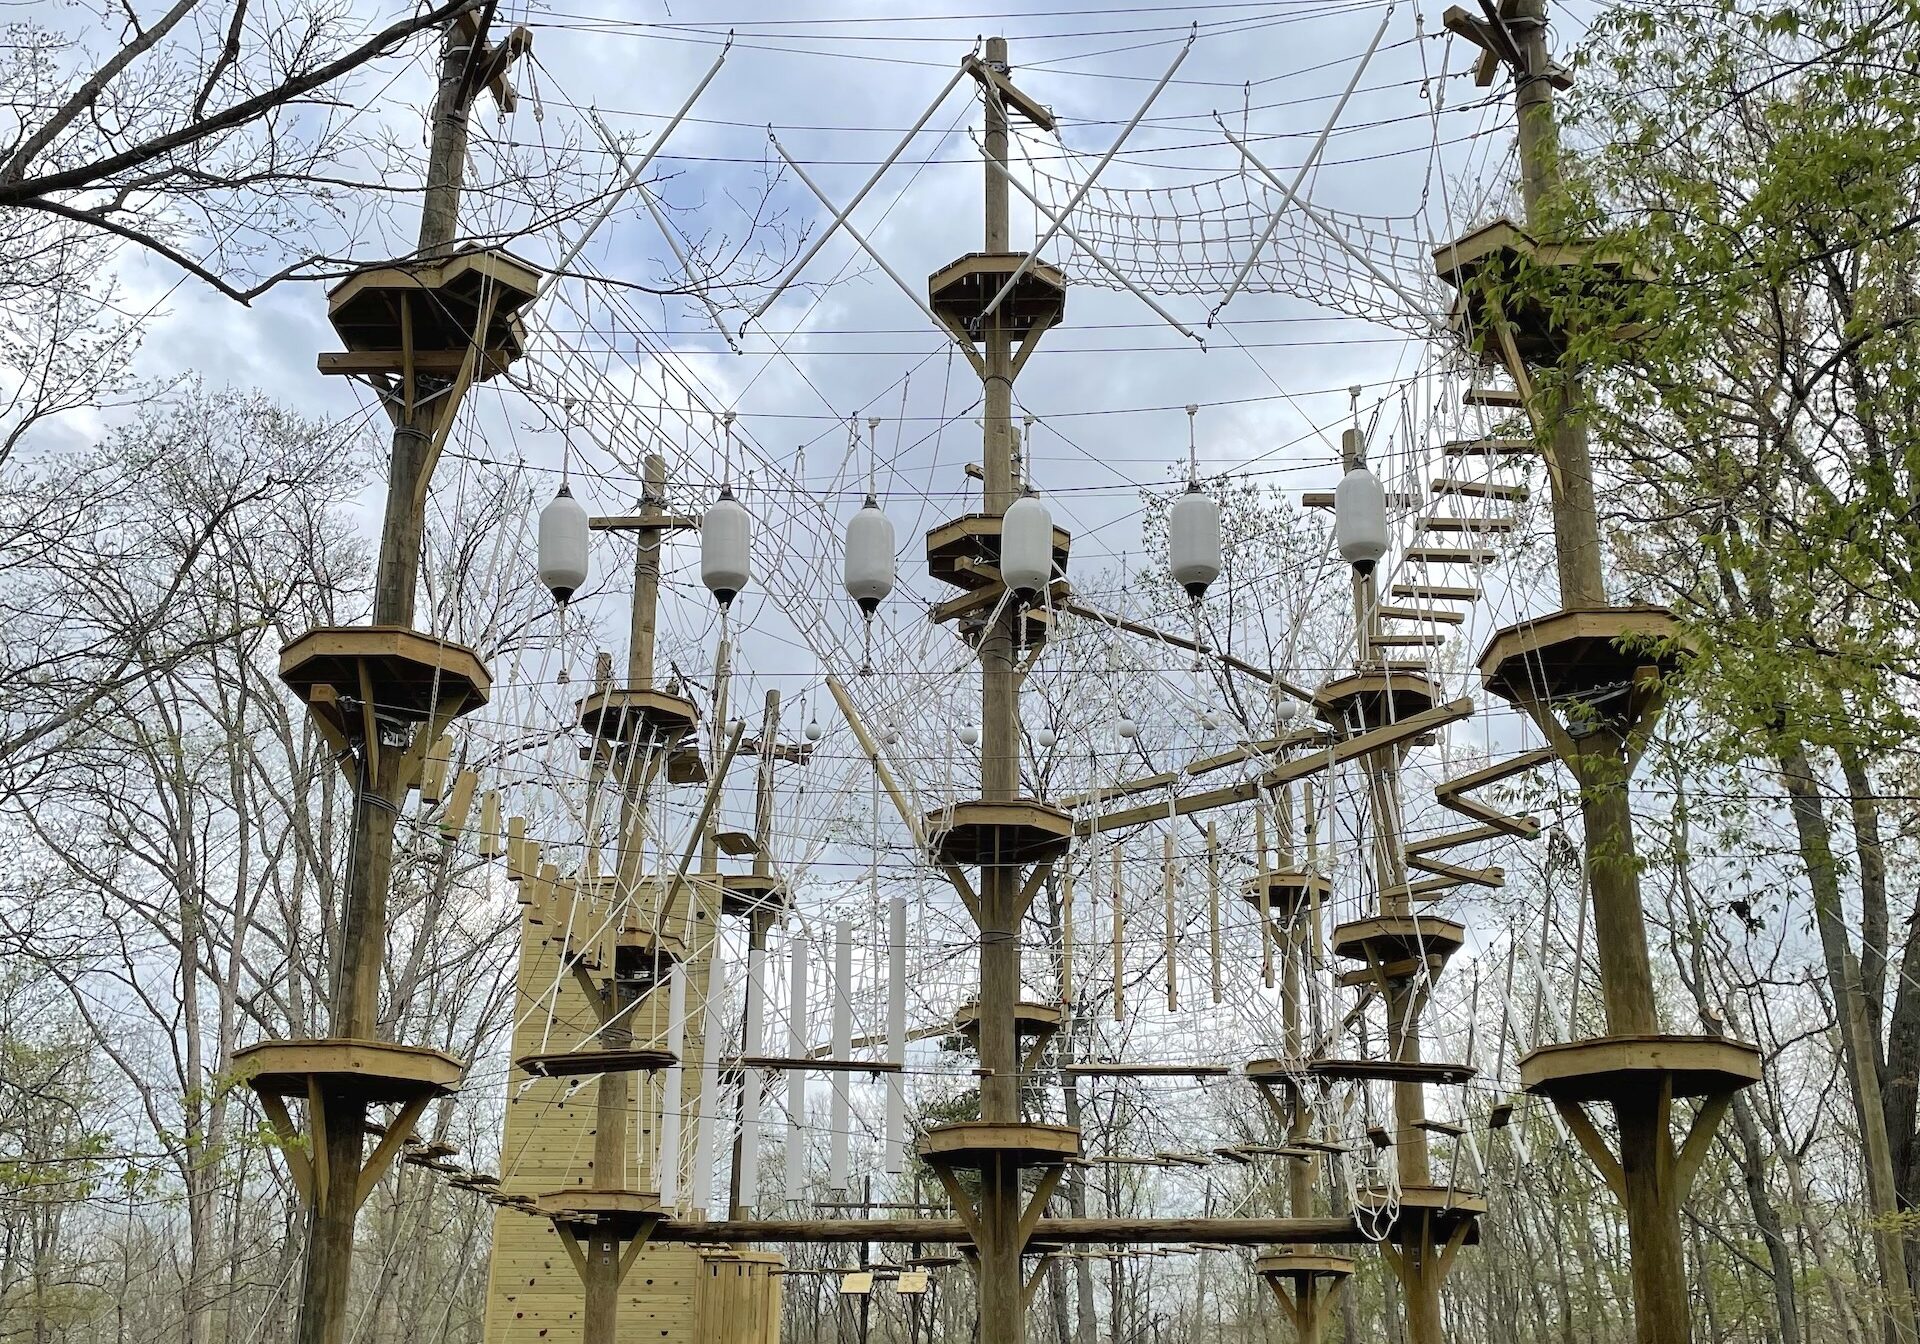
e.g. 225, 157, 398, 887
1379, 605, 1466, 624
1423, 516, 1515, 534
1404, 822, 1506, 856
1415, 1118, 1467, 1139
1379, 879, 1465, 903
1442, 435, 1533, 455
1406, 855, 1505, 889
1392, 582, 1481, 602
1463, 386, 1524, 408
1403, 546, 1500, 565
1433, 748, 1554, 838
1303, 489, 1423, 510
1370, 634, 1448, 651
1431, 477, 1530, 502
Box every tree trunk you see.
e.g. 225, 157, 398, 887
1775, 740, 1915, 1342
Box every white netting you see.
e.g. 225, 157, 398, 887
1028, 165, 1448, 334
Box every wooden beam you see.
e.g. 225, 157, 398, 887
647, 1215, 1376, 1245
1082, 698, 1474, 834
964, 55, 1055, 131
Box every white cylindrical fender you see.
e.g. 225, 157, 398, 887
1168, 484, 1222, 600
701, 489, 752, 606
843, 497, 897, 614
537, 484, 590, 603
1000, 493, 1054, 599
1334, 465, 1389, 575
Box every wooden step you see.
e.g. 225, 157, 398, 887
1423, 516, 1515, 534
1406, 855, 1505, 889
1442, 436, 1534, 455
1303, 490, 1423, 510
1416, 1118, 1467, 1139
1403, 546, 1499, 565
1392, 583, 1481, 601
1380, 879, 1462, 903
1431, 477, 1531, 502
1405, 823, 1506, 856
1433, 748, 1554, 839
1464, 386, 1524, 408
1372, 632, 1447, 648
1379, 605, 1465, 624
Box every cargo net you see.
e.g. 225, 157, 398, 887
1027, 166, 1447, 334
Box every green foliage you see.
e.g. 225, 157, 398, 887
1544, 0, 1920, 759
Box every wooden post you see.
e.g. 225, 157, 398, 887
296, 18, 523, 1344
975, 41, 1025, 1344
729, 690, 782, 1219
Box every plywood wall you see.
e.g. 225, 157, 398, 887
484, 873, 780, 1343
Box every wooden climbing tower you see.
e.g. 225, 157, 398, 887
1437, 3, 1764, 1341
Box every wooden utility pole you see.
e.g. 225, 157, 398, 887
1440, 4, 1769, 1343
288, 16, 528, 1344
915, 37, 1076, 1344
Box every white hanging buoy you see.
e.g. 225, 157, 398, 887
1169, 483, 1222, 601
701, 486, 751, 607
958, 724, 980, 748
1000, 492, 1053, 600
1035, 727, 1057, 749
1117, 716, 1138, 741
882, 724, 900, 746
537, 483, 590, 603
843, 495, 896, 614
1199, 709, 1219, 731
1273, 690, 1303, 724
1334, 464, 1389, 576
805, 717, 823, 742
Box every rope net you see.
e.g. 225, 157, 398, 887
1027, 165, 1446, 333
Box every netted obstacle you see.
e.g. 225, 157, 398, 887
1026, 164, 1448, 333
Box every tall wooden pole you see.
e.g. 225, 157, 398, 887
576, 455, 678, 1344
297, 19, 520, 1344
1341, 421, 1441, 1343
976, 37, 1025, 1344
1504, 8, 1684, 1341
729, 689, 782, 1219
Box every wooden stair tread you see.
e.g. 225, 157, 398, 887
1392, 583, 1481, 601
1432, 477, 1530, 501
1403, 546, 1500, 564
1423, 516, 1516, 533
1303, 490, 1423, 509
516, 1047, 679, 1077
1379, 605, 1466, 624
1442, 435, 1533, 454
1462, 386, 1524, 408
1371, 633, 1447, 647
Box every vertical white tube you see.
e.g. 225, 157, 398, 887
787, 938, 809, 1201
691, 951, 726, 1215
657, 967, 687, 1209
885, 894, 907, 1173
738, 945, 766, 1210
829, 919, 853, 1193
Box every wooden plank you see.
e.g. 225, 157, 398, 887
1391, 583, 1481, 601
1431, 477, 1530, 501
1081, 698, 1473, 834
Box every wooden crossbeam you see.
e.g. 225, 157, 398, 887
1080, 698, 1473, 834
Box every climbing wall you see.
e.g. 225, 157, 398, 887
484, 873, 777, 1342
